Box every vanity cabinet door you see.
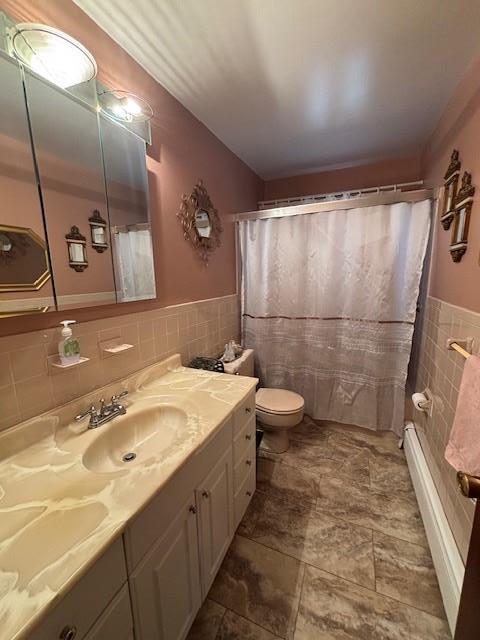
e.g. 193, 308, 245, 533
84, 585, 133, 640
196, 447, 234, 596
129, 495, 202, 640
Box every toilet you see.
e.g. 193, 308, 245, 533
223, 349, 304, 453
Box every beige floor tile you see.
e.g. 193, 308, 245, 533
315, 476, 427, 546
257, 458, 320, 506
209, 535, 304, 638
294, 565, 450, 640
217, 609, 282, 639
250, 495, 375, 589
369, 452, 414, 495
237, 491, 268, 538
373, 531, 445, 619
187, 599, 225, 640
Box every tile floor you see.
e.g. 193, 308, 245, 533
187, 417, 451, 639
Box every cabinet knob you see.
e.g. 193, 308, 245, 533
60, 626, 77, 640
246, 491, 252, 497
245, 434, 252, 440
202, 490, 210, 499
245, 407, 252, 413
189, 505, 197, 514
246, 459, 252, 466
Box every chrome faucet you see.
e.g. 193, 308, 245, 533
75, 390, 128, 429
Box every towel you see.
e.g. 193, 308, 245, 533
445, 354, 480, 475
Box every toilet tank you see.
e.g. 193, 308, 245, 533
223, 348, 255, 376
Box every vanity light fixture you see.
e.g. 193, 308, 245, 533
98, 89, 153, 123
88, 209, 109, 253
66, 226, 88, 272
11, 23, 97, 88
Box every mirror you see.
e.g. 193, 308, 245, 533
450, 171, 475, 263
0, 52, 54, 317
23, 68, 116, 310
0, 43, 154, 318
99, 114, 156, 302
177, 180, 222, 265
195, 209, 212, 238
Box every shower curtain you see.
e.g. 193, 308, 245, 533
113, 228, 155, 302
240, 200, 431, 434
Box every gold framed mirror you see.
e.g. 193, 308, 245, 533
0, 224, 51, 292
177, 180, 222, 264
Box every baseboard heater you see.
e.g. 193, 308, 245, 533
404, 422, 464, 635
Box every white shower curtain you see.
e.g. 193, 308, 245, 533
240, 200, 431, 434
113, 228, 155, 302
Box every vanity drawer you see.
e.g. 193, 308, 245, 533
234, 465, 256, 529
233, 391, 256, 434
29, 537, 127, 640
233, 415, 256, 463
234, 439, 256, 490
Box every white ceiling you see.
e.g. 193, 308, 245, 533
75, 0, 480, 179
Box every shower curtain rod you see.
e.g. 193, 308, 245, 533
234, 188, 433, 222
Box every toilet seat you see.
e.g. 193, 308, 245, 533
256, 388, 304, 415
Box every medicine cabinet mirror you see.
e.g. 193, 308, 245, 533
0, 26, 155, 318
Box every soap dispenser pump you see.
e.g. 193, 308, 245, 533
58, 320, 81, 365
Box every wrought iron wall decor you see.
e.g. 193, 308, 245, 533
66, 225, 88, 271
441, 149, 461, 230
177, 180, 222, 264
450, 171, 475, 263
89, 209, 108, 252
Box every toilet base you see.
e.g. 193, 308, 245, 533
260, 427, 289, 454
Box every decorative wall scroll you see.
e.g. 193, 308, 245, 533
66, 226, 88, 272
441, 149, 461, 230
177, 180, 223, 265
450, 171, 475, 263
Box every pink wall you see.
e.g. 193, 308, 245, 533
263, 155, 423, 202
0, 0, 263, 337
422, 55, 480, 313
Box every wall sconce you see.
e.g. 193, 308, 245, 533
441, 149, 461, 231
450, 171, 475, 263
66, 226, 88, 272
89, 209, 108, 253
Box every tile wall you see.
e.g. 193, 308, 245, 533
0, 294, 239, 432
413, 295, 478, 562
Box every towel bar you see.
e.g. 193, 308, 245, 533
446, 338, 473, 359
457, 471, 480, 498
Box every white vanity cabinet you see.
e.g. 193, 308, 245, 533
27, 389, 256, 640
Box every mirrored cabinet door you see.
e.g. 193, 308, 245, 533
23, 69, 116, 311
99, 115, 156, 303
0, 52, 54, 318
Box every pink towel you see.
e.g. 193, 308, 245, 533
445, 354, 480, 475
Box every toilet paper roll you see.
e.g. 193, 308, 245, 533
412, 392, 429, 412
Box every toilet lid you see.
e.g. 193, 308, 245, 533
256, 388, 305, 415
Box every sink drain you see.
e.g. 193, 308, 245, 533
122, 452, 137, 463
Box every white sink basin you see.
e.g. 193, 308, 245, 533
82, 405, 189, 473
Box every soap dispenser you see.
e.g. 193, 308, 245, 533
58, 320, 81, 365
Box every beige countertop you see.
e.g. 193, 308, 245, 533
0, 355, 257, 640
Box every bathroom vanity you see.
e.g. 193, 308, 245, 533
0, 355, 257, 640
